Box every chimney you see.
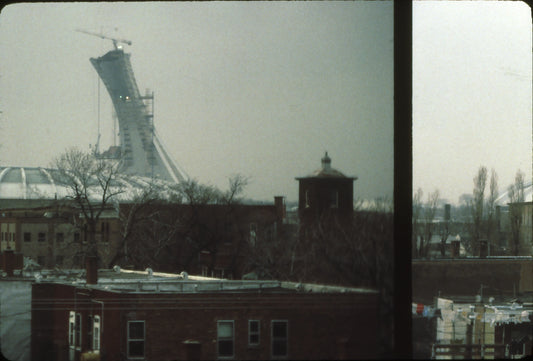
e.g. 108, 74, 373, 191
86, 255, 98, 285
2, 249, 14, 276
274, 196, 286, 224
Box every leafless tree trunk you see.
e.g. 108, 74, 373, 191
421, 189, 439, 259
469, 166, 487, 256
509, 169, 525, 256
412, 188, 423, 258
485, 169, 498, 255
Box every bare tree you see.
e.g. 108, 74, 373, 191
508, 169, 525, 256
486, 169, 499, 254
51, 147, 124, 261
421, 190, 439, 258
469, 166, 488, 255
412, 189, 439, 259
412, 188, 424, 258
110, 175, 251, 275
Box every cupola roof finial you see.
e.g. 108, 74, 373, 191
321, 151, 331, 170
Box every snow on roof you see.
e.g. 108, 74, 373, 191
7, 267, 377, 295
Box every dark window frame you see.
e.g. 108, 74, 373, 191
127, 320, 145, 359
249, 319, 260, 346
271, 320, 288, 358
217, 320, 235, 358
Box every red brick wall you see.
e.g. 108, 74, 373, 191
33, 284, 379, 360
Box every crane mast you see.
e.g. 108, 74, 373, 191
75, 28, 132, 50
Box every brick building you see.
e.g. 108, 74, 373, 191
31, 268, 379, 361
0, 196, 286, 278
295, 152, 357, 228
0, 200, 120, 268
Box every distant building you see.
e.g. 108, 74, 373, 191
0, 196, 286, 278
295, 152, 357, 228
29, 266, 378, 361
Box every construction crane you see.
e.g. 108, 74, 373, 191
76, 28, 132, 50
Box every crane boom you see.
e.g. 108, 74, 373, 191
76, 28, 132, 50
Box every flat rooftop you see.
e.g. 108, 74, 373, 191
9, 267, 377, 295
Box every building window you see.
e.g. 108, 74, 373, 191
127, 320, 145, 358
73, 312, 82, 349
93, 315, 101, 351
217, 320, 234, 358
305, 190, 310, 208
249, 223, 257, 247
24, 232, 31, 242
56, 232, 64, 243
100, 222, 110, 243
249, 320, 260, 346
38, 232, 46, 242
69, 311, 75, 347
74, 232, 80, 243
330, 190, 339, 208
55, 256, 64, 265
37, 256, 45, 266
271, 320, 288, 358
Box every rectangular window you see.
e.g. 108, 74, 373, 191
55, 255, 64, 265
56, 232, 64, 243
249, 320, 260, 346
330, 190, 339, 208
100, 222, 110, 242
37, 256, 45, 266
305, 190, 310, 208
24, 232, 31, 242
249, 223, 257, 246
68, 311, 75, 347
271, 320, 288, 358
217, 320, 234, 358
93, 315, 100, 351
74, 232, 80, 242
74, 313, 82, 348
38, 232, 46, 242
127, 321, 145, 358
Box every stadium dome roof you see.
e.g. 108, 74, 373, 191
0, 166, 169, 202
495, 180, 533, 205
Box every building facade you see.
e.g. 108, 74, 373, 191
31, 269, 378, 361
295, 152, 356, 228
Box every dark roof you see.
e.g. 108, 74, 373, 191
296, 152, 357, 180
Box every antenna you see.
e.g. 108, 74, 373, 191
75, 28, 132, 50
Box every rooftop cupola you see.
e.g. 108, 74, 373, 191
321, 152, 332, 171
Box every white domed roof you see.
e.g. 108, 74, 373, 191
0, 166, 169, 201
495, 180, 533, 205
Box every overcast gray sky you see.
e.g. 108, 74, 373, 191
0, 1, 393, 203
413, 1, 532, 205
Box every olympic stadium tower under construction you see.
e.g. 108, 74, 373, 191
90, 48, 188, 184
